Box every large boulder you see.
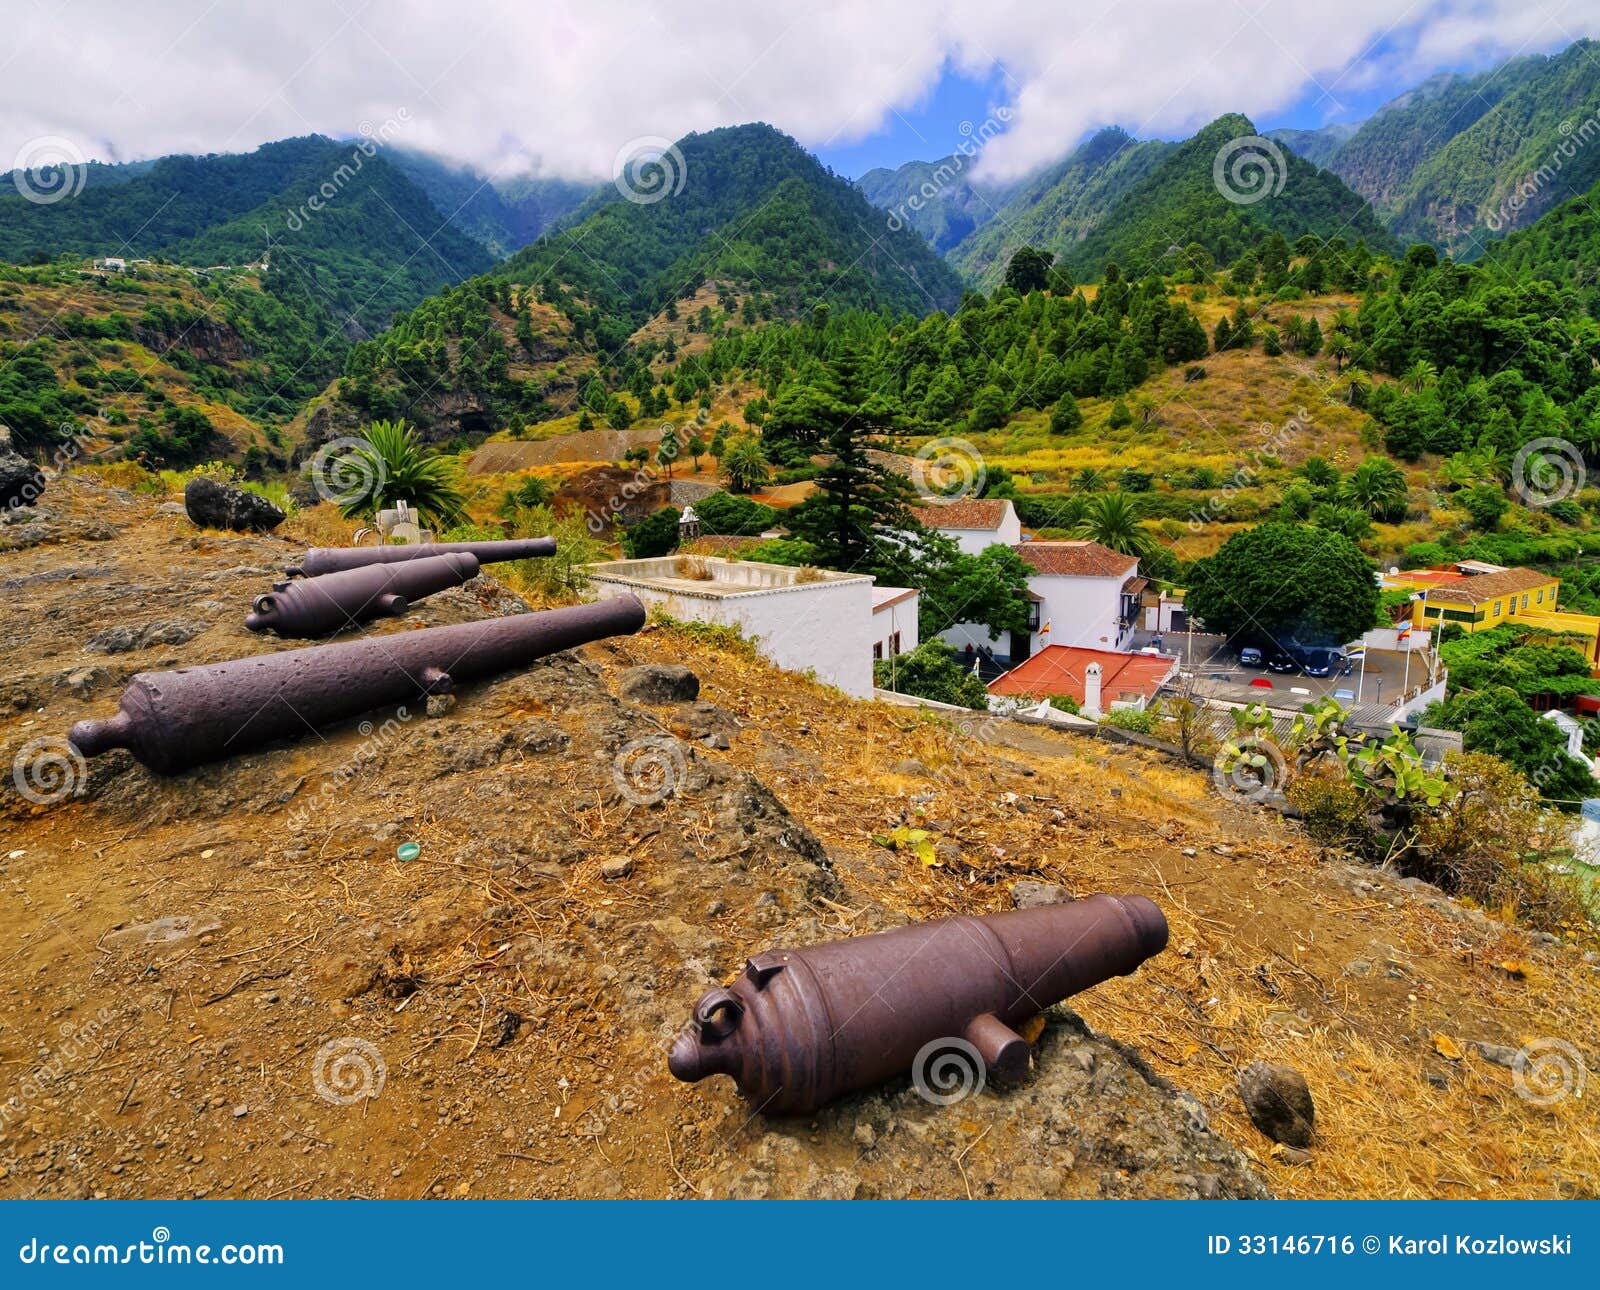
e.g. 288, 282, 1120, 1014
184, 476, 285, 533
0, 427, 43, 510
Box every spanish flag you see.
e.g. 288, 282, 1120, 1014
1039, 619, 1052, 636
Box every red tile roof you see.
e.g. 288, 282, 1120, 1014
1013, 540, 1138, 578
908, 498, 1014, 530
988, 645, 1177, 705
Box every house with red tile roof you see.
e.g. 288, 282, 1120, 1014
987, 645, 1179, 716
907, 497, 1023, 554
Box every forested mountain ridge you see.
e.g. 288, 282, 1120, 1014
855, 151, 1019, 252
499, 123, 966, 348
0, 136, 495, 337
1275, 41, 1600, 256
386, 150, 595, 259
1048, 115, 1396, 278
945, 127, 1174, 286
1265, 123, 1357, 170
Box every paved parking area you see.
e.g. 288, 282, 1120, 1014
1147, 633, 1430, 709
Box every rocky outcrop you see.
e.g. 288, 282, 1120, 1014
0, 426, 43, 509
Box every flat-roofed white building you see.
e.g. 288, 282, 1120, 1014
586, 556, 914, 698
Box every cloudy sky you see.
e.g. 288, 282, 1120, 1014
4, 0, 1598, 181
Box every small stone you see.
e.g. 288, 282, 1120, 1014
1181, 847, 1198, 857
600, 857, 634, 881
891, 759, 933, 779
705, 899, 726, 917
1011, 879, 1074, 910
425, 693, 457, 718
1470, 1041, 1520, 1069
852, 1121, 876, 1150
1238, 1061, 1315, 1148
617, 664, 699, 705
1275, 1145, 1314, 1166
232, 1105, 248, 1118
701, 732, 730, 750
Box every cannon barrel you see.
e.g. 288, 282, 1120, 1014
70, 595, 646, 774
246, 552, 480, 638
288, 537, 556, 578
668, 895, 1168, 1114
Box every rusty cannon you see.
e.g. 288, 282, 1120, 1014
287, 537, 556, 578
69, 595, 646, 774
246, 551, 480, 638
667, 894, 1168, 1115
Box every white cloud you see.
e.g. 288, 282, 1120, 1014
2, 0, 1595, 181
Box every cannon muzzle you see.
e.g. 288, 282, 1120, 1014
246, 552, 479, 637
70, 594, 646, 774
668, 895, 1168, 1114
288, 538, 556, 578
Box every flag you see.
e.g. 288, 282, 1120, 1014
1039, 619, 1052, 636
1396, 620, 1412, 641
971, 655, 982, 677
1346, 646, 1365, 660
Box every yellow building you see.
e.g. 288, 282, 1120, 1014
1387, 562, 1599, 666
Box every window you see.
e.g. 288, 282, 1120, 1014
1492, 601, 1501, 617
872, 642, 883, 661
1025, 602, 1040, 631
888, 632, 901, 656
1522, 594, 1529, 609
1538, 589, 1545, 604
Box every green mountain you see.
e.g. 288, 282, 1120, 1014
947, 127, 1173, 285
855, 152, 1018, 253
1045, 115, 1395, 279
387, 150, 595, 258
502, 123, 965, 341
1325, 41, 1600, 255
1267, 123, 1358, 170
1487, 172, 1600, 304
0, 136, 494, 336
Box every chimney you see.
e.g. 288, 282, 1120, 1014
1082, 662, 1103, 717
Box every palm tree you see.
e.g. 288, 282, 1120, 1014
331, 419, 467, 527
722, 436, 769, 494
1073, 466, 1107, 493
1072, 491, 1156, 560
1403, 359, 1437, 394
1341, 457, 1409, 522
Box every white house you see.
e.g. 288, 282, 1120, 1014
585, 556, 914, 698
1014, 541, 1141, 656
871, 587, 920, 663
907, 498, 1023, 555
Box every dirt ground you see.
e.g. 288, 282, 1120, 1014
1, 476, 1597, 1200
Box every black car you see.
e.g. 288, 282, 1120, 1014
1266, 652, 1299, 674
1300, 650, 1335, 678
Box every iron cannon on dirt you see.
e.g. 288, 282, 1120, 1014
69, 595, 646, 774
246, 551, 480, 638
286, 537, 557, 578
668, 895, 1168, 1115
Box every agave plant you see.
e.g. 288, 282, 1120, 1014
331, 420, 468, 527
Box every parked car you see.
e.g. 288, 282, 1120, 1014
1267, 653, 1299, 674
1300, 650, 1337, 677
1239, 647, 1263, 668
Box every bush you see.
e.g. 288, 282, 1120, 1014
874, 640, 990, 709
1286, 769, 1371, 849
1101, 705, 1156, 734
